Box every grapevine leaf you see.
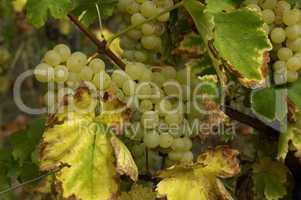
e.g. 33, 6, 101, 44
72, 0, 118, 26
26, 0, 72, 28
205, 0, 241, 13
39, 112, 119, 200
111, 136, 138, 181
252, 158, 288, 200
212, 8, 272, 88
156, 147, 240, 200
288, 77, 301, 111
120, 184, 156, 200
173, 33, 206, 57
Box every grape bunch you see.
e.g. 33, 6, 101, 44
244, 0, 301, 84
115, 0, 173, 63
34, 44, 109, 110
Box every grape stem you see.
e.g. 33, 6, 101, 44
107, 0, 187, 45
67, 14, 126, 69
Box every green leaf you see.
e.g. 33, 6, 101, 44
252, 158, 288, 200
205, 0, 241, 13
213, 8, 272, 88
156, 147, 240, 200
288, 77, 301, 111
173, 33, 206, 56
26, 0, 72, 27
72, 0, 118, 26
121, 184, 156, 200
39, 112, 119, 200
184, 0, 272, 88
111, 136, 138, 181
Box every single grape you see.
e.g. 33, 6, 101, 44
126, 62, 146, 80
89, 58, 105, 73
141, 111, 159, 129
123, 79, 137, 96
165, 111, 183, 125
283, 9, 301, 26
162, 66, 177, 80
0, 48, 10, 65
123, 50, 135, 61
246, 4, 261, 12
155, 99, 173, 116
171, 138, 185, 151
112, 70, 129, 88
34, 63, 55, 82
139, 67, 152, 82
79, 66, 94, 81
134, 51, 148, 62
131, 13, 146, 25
140, 99, 153, 112
53, 44, 71, 62
132, 144, 145, 157
120, 36, 136, 50
287, 70, 299, 83
117, 0, 134, 12
181, 137, 192, 151
54, 65, 69, 83
168, 151, 183, 161
277, 47, 293, 61
274, 72, 287, 85
127, 1, 140, 14
275, 1, 291, 16
143, 130, 161, 148
67, 52, 87, 72
141, 35, 162, 50
159, 133, 174, 148
163, 80, 182, 97
44, 90, 56, 107
157, 8, 170, 22
140, 1, 158, 18
287, 56, 301, 71
273, 60, 286, 73
126, 29, 143, 40
261, 9, 275, 24
92, 72, 112, 90
142, 23, 156, 35
286, 38, 301, 52
181, 151, 194, 162
270, 27, 286, 43
136, 82, 153, 99
285, 24, 301, 40
260, 0, 277, 9
151, 71, 165, 87
43, 50, 62, 66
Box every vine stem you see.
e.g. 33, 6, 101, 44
67, 14, 126, 69
107, 0, 186, 45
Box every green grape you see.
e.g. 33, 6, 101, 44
270, 27, 286, 43
139, 67, 152, 82
162, 66, 176, 80
34, 63, 55, 82
127, 29, 143, 40
112, 70, 129, 88
123, 79, 136, 96
287, 70, 299, 83
143, 130, 160, 148
132, 144, 145, 157
155, 0, 174, 8
159, 133, 174, 148
151, 71, 165, 87
140, 1, 158, 18
67, 52, 87, 72
287, 56, 301, 71
295, 52, 301, 61
246, 4, 261, 12
151, 87, 164, 103
127, 1, 140, 14
126, 62, 145, 80
260, 0, 277, 9
285, 24, 301, 40
154, 23, 166, 36
89, 58, 105, 73
283, 9, 301, 26
286, 38, 301, 52
141, 35, 162, 50
155, 99, 172, 116
44, 90, 56, 107
0, 48, 11, 65
168, 151, 183, 161
274, 72, 286, 85
181, 151, 193, 162
79, 66, 94, 81
171, 138, 185, 151
157, 8, 170, 22
131, 13, 146, 25
117, 0, 134, 12
176, 68, 191, 85
261, 9, 275, 24
273, 60, 286, 73
277, 47, 293, 61
163, 80, 182, 97
142, 23, 156, 35
123, 50, 135, 61
136, 0, 146, 3
275, 1, 291, 16
120, 36, 136, 50
134, 51, 148, 62
54, 65, 69, 83
53, 44, 71, 62
141, 111, 159, 129
67, 72, 80, 82
136, 82, 152, 99
181, 137, 192, 151
43, 50, 62, 66
57, 87, 74, 100
92, 72, 112, 90
140, 99, 153, 112
165, 111, 183, 125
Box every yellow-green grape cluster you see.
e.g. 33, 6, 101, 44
34, 44, 109, 109
245, 0, 301, 84
116, 0, 173, 63
112, 62, 210, 164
